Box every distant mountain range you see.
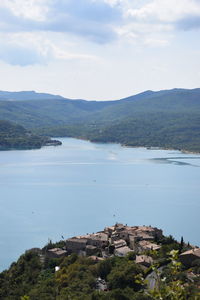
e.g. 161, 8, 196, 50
0, 90, 64, 101
0, 88, 200, 152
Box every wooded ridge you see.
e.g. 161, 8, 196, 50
0, 88, 200, 152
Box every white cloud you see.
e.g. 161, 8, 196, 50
116, 21, 173, 46
144, 38, 169, 47
114, 0, 200, 45
0, 32, 98, 66
0, 0, 49, 21
126, 0, 200, 22
0, 0, 199, 66
103, 0, 124, 7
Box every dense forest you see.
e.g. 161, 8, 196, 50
0, 88, 200, 152
0, 234, 200, 299
0, 120, 61, 150
36, 112, 200, 152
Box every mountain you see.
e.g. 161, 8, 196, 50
0, 88, 200, 152
0, 120, 61, 150
0, 90, 64, 101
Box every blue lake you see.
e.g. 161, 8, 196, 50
0, 138, 200, 271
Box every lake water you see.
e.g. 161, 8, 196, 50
0, 138, 200, 271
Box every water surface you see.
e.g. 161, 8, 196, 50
0, 138, 200, 270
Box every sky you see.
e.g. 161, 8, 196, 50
0, 0, 200, 100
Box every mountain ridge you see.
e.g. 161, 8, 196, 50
0, 90, 64, 101
0, 88, 199, 152
0, 87, 200, 102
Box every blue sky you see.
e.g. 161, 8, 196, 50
0, 0, 200, 100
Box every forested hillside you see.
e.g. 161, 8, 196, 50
0, 120, 60, 150
0, 233, 200, 299
0, 88, 200, 152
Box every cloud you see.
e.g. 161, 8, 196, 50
0, 0, 123, 66
0, 0, 122, 44
126, 0, 200, 23
144, 38, 169, 47
0, 0, 49, 21
177, 16, 200, 30
0, 0, 200, 66
0, 0, 200, 39
0, 32, 98, 66
116, 0, 200, 45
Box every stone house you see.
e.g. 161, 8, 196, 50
134, 226, 163, 240
66, 238, 88, 253
47, 248, 67, 259
114, 239, 127, 249
117, 230, 130, 242
114, 246, 133, 257
138, 240, 161, 252
110, 231, 119, 242
129, 235, 139, 250
85, 232, 109, 248
180, 248, 200, 267
86, 245, 98, 256
136, 255, 153, 267
108, 223, 163, 245
114, 223, 126, 232
66, 232, 108, 254
65, 224, 162, 257
104, 226, 115, 236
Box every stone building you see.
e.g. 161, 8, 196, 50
137, 240, 161, 252
114, 246, 133, 257
83, 232, 109, 248
66, 238, 88, 253
86, 245, 98, 256
105, 223, 163, 246
65, 223, 162, 257
114, 239, 127, 249
47, 248, 67, 259
136, 255, 153, 267
180, 248, 200, 267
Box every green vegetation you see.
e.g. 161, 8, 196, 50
0, 237, 200, 299
36, 111, 200, 152
0, 120, 60, 150
0, 88, 199, 152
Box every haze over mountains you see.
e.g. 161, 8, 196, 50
0, 88, 200, 152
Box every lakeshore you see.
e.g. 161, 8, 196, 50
0, 137, 200, 271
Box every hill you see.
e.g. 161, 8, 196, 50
0, 88, 200, 152
0, 120, 61, 150
0, 224, 200, 299
0, 90, 64, 101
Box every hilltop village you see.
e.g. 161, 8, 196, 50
1, 223, 200, 299
44, 223, 200, 269
44, 224, 162, 265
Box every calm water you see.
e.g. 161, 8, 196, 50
0, 138, 200, 270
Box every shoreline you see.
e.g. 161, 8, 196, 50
55, 135, 200, 155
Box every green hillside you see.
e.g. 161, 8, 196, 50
0, 98, 116, 128
0, 120, 60, 150
0, 231, 200, 299
0, 88, 200, 152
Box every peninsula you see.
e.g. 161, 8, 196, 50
0, 120, 62, 150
